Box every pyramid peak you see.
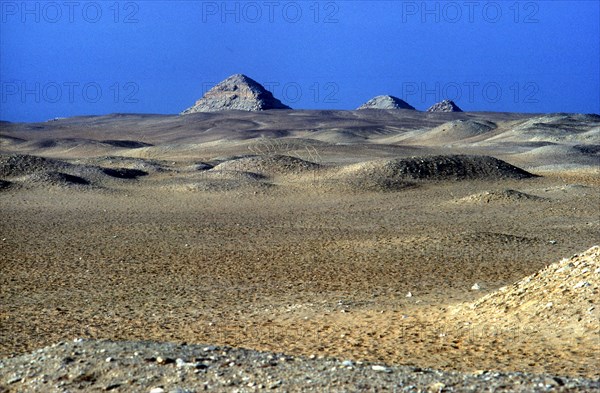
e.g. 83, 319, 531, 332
427, 99, 463, 112
357, 95, 415, 110
181, 74, 291, 114
224, 74, 257, 84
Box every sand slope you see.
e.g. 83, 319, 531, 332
465, 246, 599, 327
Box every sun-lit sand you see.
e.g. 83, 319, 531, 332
1, 110, 599, 386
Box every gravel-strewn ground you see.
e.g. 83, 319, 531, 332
1, 339, 599, 393
2, 111, 599, 392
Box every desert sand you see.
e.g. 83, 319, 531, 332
0, 109, 599, 391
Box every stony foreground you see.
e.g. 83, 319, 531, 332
1, 339, 599, 393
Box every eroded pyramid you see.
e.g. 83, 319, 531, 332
181, 74, 291, 114
357, 95, 415, 110
427, 99, 463, 112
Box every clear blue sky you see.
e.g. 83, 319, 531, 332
1, 1, 599, 122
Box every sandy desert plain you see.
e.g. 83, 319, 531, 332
0, 108, 599, 391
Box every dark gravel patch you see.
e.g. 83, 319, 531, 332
101, 140, 154, 149
1, 340, 597, 392
101, 168, 148, 179
0, 179, 13, 190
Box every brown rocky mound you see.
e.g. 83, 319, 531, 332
0, 154, 70, 177
337, 155, 535, 184
327, 155, 535, 192
0, 154, 148, 189
331, 162, 417, 192
22, 171, 91, 188
213, 155, 320, 177
466, 246, 599, 328
79, 156, 168, 173
457, 189, 547, 204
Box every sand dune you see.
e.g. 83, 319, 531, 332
406, 119, 498, 145
308, 129, 369, 144
2, 137, 154, 158
508, 144, 600, 172
486, 114, 600, 144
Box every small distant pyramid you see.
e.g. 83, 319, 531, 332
357, 95, 415, 110
427, 99, 463, 112
181, 74, 291, 114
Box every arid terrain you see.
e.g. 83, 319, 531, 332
1, 109, 599, 391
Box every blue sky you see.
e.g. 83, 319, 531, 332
1, 0, 599, 122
